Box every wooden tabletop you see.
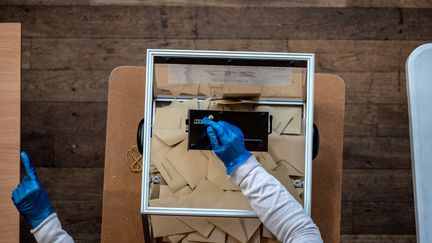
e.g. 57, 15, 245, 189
0, 23, 21, 243
101, 66, 345, 243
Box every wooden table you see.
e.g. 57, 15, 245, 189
101, 66, 345, 243
0, 23, 21, 243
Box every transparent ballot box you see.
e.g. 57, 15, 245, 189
139, 49, 316, 240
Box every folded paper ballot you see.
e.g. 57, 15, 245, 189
148, 99, 304, 243
166, 141, 209, 189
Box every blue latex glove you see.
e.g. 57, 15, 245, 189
12, 152, 54, 229
202, 117, 252, 174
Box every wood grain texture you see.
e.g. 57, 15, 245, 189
0, 2, 424, 240
3, 0, 432, 8
0, 6, 431, 39
341, 72, 407, 105
37, 167, 104, 201
341, 234, 416, 243
0, 23, 20, 243
342, 169, 413, 202
341, 201, 415, 235
22, 70, 110, 102
343, 137, 411, 169
28, 38, 426, 73
21, 102, 107, 135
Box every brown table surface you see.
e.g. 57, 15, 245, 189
101, 66, 345, 243
0, 23, 21, 243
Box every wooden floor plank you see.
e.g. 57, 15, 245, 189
340, 72, 407, 105
3, 0, 432, 8
22, 70, 110, 102
342, 169, 413, 202
37, 167, 104, 201
340, 234, 416, 243
342, 201, 415, 234
54, 134, 106, 168
377, 105, 409, 137
21, 102, 107, 135
1, 6, 431, 39
343, 137, 411, 169
344, 104, 378, 137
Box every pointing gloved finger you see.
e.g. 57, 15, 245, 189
206, 126, 220, 149
21, 151, 37, 180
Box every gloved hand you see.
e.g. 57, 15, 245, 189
202, 117, 252, 174
12, 152, 54, 229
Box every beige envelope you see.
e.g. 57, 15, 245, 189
178, 217, 215, 238
246, 229, 261, 243
262, 226, 276, 239
168, 234, 187, 243
166, 141, 209, 189
222, 84, 262, 99
207, 152, 240, 191
149, 194, 190, 208
175, 186, 193, 196
257, 152, 278, 171
198, 84, 224, 98
184, 179, 225, 208
270, 165, 302, 204
261, 68, 305, 100
268, 134, 305, 173
207, 217, 247, 243
276, 160, 303, 177
226, 235, 241, 243
188, 227, 226, 243
240, 218, 261, 241
152, 147, 188, 192
150, 215, 194, 237
154, 128, 186, 146
215, 191, 252, 211
154, 106, 189, 129
255, 105, 302, 135
159, 185, 175, 198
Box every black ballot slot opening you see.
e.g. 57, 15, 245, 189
187, 109, 270, 152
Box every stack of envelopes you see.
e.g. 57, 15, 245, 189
148, 99, 305, 243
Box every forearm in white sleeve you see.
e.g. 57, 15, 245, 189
30, 213, 74, 243
230, 156, 323, 243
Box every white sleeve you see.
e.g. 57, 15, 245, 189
30, 213, 74, 243
230, 156, 323, 243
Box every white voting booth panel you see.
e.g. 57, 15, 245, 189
406, 43, 432, 243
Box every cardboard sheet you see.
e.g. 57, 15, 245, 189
150, 215, 194, 237
187, 227, 226, 243
166, 141, 209, 189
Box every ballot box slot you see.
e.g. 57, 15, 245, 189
187, 110, 271, 152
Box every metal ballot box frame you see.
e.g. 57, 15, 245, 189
139, 49, 315, 239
